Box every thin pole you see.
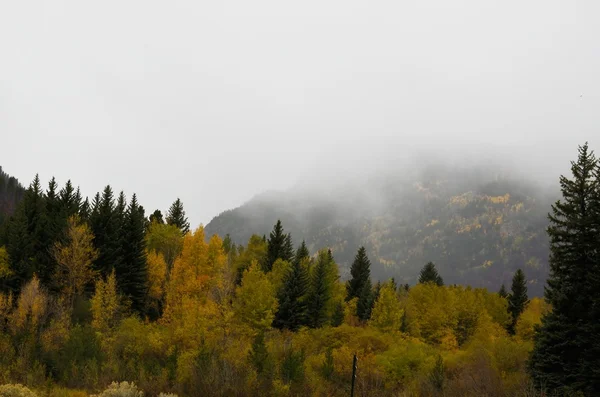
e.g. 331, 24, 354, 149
351, 353, 357, 397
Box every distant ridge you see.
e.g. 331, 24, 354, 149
206, 165, 556, 296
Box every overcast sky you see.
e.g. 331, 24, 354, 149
1, 0, 599, 226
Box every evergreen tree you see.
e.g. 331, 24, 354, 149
306, 250, 332, 328
59, 180, 80, 217
79, 197, 90, 221
357, 277, 374, 321
89, 186, 122, 276
373, 281, 382, 303
149, 209, 164, 225
419, 262, 444, 286
166, 198, 190, 235
295, 241, 310, 266
283, 233, 294, 265
331, 300, 344, 327
530, 143, 600, 394
346, 246, 371, 301
273, 256, 310, 331
249, 332, 273, 378
118, 194, 148, 314
400, 310, 409, 333
265, 220, 291, 272
390, 277, 398, 292
498, 283, 508, 298
507, 269, 528, 335
6, 175, 48, 290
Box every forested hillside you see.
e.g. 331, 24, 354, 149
207, 165, 556, 296
0, 144, 598, 396
0, 167, 25, 229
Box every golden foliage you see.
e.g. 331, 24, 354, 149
53, 215, 98, 306
370, 283, 403, 333
0, 246, 12, 279
12, 275, 48, 332
146, 250, 167, 304
91, 270, 120, 332
233, 262, 278, 333
515, 297, 550, 341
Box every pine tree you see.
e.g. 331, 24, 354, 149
346, 246, 371, 301
331, 300, 344, 327
265, 220, 290, 272
59, 180, 80, 217
89, 186, 122, 276
498, 283, 508, 298
306, 250, 332, 328
530, 143, 600, 394
249, 332, 273, 378
6, 175, 48, 291
149, 209, 164, 225
283, 233, 294, 264
118, 194, 148, 314
357, 277, 374, 321
507, 269, 528, 335
273, 255, 310, 331
79, 197, 90, 221
419, 262, 444, 286
295, 241, 310, 266
390, 277, 398, 292
166, 198, 190, 235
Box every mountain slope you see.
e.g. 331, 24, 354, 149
0, 166, 25, 227
206, 165, 555, 296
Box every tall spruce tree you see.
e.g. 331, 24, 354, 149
306, 250, 333, 328
59, 180, 80, 217
283, 233, 295, 265
498, 283, 508, 298
6, 175, 48, 291
356, 277, 374, 321
530, 143, 600, 394
507, 269, 528, 335
89, 186, 122, 276
346, 246, 371, 301
419, 262, 444, 286
149, 209, 164, 224
118, 194, 148, 314
166, 198, 190, 235
295, 241, 310, 266
79, 197, 90, 221
273, 255, 310, 331
265, 220, 292, 272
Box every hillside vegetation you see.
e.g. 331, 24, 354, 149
0, 143, 598, 396
207, 165, 555, 295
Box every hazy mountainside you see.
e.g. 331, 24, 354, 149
0, 166, 25, 227
206, 165, 556, 296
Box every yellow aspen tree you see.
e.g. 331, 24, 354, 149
0, 246, 12, 279
53, 215, 98, 307
146, 250, 167, 305
163, 227, 210, 322
370, 282, 403, 332
146, 221, 183, 268
233, 261, 278, 333
206, 234, 228, 290
91, 270, 120, 332
12, 275, 48, 333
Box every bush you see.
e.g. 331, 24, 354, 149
94, 382, 142, 397
0, 384, 38, 397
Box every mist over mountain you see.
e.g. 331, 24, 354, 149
206, 155, 558, 296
